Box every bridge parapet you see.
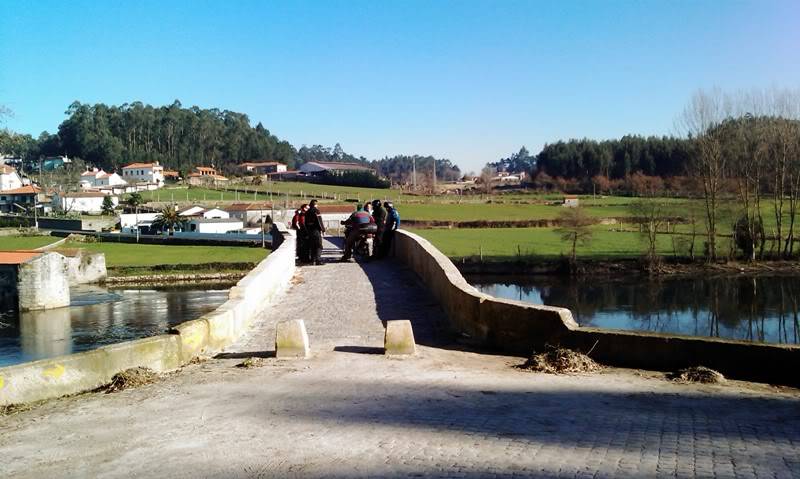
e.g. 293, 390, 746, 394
393, 229, 800, 386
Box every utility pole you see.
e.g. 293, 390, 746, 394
432, 159, 437, 194
135, 204, 140, 243
260, 207, 265, 248
412, 157, 417, 191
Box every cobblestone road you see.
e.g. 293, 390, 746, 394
1, 237, 798, 478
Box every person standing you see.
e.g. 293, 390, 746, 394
371, 199, 386, 258
380, 201, 400, 257
291, 204, 309, 263
304, 199, 326, 265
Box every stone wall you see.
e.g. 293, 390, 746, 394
62, 251, 107, 284
17, 253, 70, 311
0, 231, 296, 406
393, 230, 800, 386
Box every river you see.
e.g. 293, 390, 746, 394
468, 274, 800, 345
0, 285, 230, 367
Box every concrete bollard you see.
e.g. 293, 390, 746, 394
384, 320, 416, 356
275, 319, 310, 359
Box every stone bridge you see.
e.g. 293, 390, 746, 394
0, 234, 799, 478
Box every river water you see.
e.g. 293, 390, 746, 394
468, 274, 800, 345
0, 285, 230, 367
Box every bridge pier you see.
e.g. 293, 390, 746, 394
17, 252, 70, 311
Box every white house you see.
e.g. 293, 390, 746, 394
52, 191, 118, 214
1, 164, 23, 191
563, 195, 580, 208
178, 206, 230, 219
184, 218, 243, 234
177, 205, 207, 217
80, 169, 127, 190
121, 162, 165, 187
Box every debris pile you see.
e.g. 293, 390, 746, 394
521, 345, 601, 374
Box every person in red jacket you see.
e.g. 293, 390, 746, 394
291, 204, 309, 263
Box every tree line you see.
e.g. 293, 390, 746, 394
0, 101, 461, 187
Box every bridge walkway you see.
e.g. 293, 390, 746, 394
0, 237, 798, 478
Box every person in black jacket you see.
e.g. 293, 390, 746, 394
370, 199, 386, 258
304, 199, 326, 265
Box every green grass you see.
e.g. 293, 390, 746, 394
409, 227, 688, 260
0, 236, 62, 250
60, 241, 268, 267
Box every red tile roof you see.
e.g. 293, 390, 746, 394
224, 202, 275, 211
0, 251, 42, 265
1, 185, 41, 195
122, 163, 161, 169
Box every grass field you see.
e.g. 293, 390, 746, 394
409, 226, 694, 260
59, 241, 268, 267
0, 236, 62, 250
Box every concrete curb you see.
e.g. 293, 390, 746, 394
394, 229, 800, 386
0, 232, 297, 406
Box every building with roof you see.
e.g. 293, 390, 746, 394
177, 205, 229, 219
239, 161, 288, 175
1, 164, 23, 191
187, 166, 229, 186
40, 156, 72, 171
121, 162, 165, 187
185, 217, 244, 234
0, 185, 43, 214
52, 191, 118, 215
80, 168, 127, 190
298, 161, 375, 177
223, 202, 275, 225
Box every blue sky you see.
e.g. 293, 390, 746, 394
1, 0, 798, 172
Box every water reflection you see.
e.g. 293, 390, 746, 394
0, 285, 230, 366
20, 307, 72, 358
468, 274, 800, 345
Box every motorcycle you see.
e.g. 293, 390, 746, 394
342, 222, 377, 259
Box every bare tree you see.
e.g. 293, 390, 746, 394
768, 88, 800, 257
479, 166, 496, 194
678, 89, 729, 260
555, 206, 594, 264
630, 197, 667, 264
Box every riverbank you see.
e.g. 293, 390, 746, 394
456, 256, 800, 277
105, 261, 257, 285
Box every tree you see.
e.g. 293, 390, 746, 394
679, 89, 728, 261
630, 198, 667, 264
479, 167, 496, 194
125, 192, 145, 211
152, 206, 183, 235
555, 206, 594, 264
101, 196, 116, 216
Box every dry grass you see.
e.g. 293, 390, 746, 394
669, 366, 726, 384
520, 345, 601, 374
104, 367, 159, 393
236, 357, 266, 369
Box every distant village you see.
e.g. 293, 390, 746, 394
0, 156, 447, 239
